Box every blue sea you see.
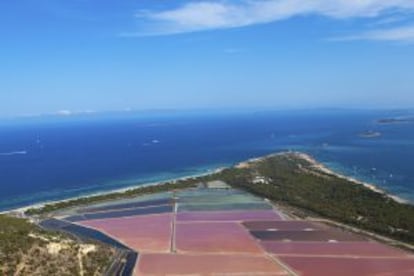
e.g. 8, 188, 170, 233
0, 109, 413, 211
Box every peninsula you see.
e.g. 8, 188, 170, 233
2, 152, 414, 275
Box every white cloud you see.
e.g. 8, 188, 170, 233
56, 109, 73, 116
133, 0, 414, 35
54, 109, 96, 116
335, 25, 414, 42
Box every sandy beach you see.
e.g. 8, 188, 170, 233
4, 151, 409, 215
3, 167, 226, 216
236, 151, 408, 204
288, 152, 407, 204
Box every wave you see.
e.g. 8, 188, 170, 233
0, 151, 28, 156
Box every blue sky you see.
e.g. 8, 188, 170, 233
1, 0, 414, 117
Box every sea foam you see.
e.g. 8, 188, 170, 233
0, 151, 28, 156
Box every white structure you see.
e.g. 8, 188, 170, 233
252, 176, 269, 184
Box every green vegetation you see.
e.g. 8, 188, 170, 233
0, 215, 115, 275
26, 178, 198, 216
23, 152, 414, 245
0, 215, 37, 269
214, 153, 414, 244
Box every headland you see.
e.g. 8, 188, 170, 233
2, 151, 414, 275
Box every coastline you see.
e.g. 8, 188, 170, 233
4, 151, 410, 215
4, 167, 225, 215
236, 151, 408, 204
289, 152, 408, 204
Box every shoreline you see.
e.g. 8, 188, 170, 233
289, 152, 408, 204
236, 151, 408, 204
3, 151, 410, 215
3, 167, 225, 215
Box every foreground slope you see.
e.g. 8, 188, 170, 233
0, 215, 115, 275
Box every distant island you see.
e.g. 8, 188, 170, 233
359, 130, 381, 138
377, 117, 414, 124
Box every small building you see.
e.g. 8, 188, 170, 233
252, 176, 269, 184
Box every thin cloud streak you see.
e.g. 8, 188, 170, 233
132, 0, 414, 36
333, 25, 414, 42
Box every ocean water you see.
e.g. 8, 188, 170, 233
0, 109, 413, 211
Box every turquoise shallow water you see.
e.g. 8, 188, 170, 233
0, 109, 413, 211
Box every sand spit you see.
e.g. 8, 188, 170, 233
4, 151, 409, 216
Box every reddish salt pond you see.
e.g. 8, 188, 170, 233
279, 256, 414, 276
64, 186, 414, 275
136, 253, 289, 275
251, 229, 366, 242
80, 213, 173, 252
177, 210, 282, 222
176, 222, 263, 254
243, 220, 329, 231
262, 241, 409, 257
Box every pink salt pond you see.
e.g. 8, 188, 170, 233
136, 253, 289, 275
177, 210, 282, 222
262, 241, 410, 257
279, 256, 414, 276
176, 222, 263, 254
79, 213, 172, 252
242, 220, 329, 231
